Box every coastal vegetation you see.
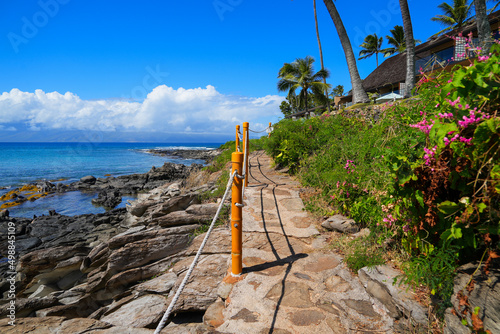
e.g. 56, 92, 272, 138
383, 25, 422, 57
358, 33, 384, 68
277, 56, 330, 114
266, 44, 500, 320
431, 0, 474, 36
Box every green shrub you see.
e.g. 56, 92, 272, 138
265, 45, 500, 311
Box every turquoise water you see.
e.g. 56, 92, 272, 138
0, 142, 221, 217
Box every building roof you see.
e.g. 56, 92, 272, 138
360, 10, 500, 93
362, 52, 406, 92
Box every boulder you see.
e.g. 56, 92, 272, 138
92, 189, 122, 209
133, 272, 177, 294
141, 194, 200, 222
57, 284, 87, 305
36, 181, 56, 192
107, 229, 192, 272
0, 296, 60, 318
358, 265, 427, 325
155, 210, 212, 227
80, 175, 97, 184
168, 254, 230, 312
100, 294, 168, 328
28, 284, 58, 299
127, 200, 157, 217
19, 245, 89, 278
82, 225, 199, 296
444, 259, 500, 334
0, 316, 155, 333
321, 214, 360, 233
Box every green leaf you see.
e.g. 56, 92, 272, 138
477, 202, 487, 213
437, 201, 460, 215
452, 71, 466, 88
415, 190, 424, 208
492, 165, 500, 180
450, 225, 463, 240
473, 74, 487, 88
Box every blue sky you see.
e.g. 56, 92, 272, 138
0, 0, 482, 142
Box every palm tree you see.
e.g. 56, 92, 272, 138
474, 0, 492, 53
400, 0, 416, 98
383, 25, 422, 57
332, 85, 344, 97
358, 33, 384, 67
322, 0, 369, 104
431, 0, 473, 37
314, 0, 330, 113
277, 56, 330, 114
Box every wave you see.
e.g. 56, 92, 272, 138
153, 146, 216, 150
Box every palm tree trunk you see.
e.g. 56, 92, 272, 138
305, 89, 309, 115
376, 53, 379, 68
474, 0, 492, 54
322, 0, 369, 104
314, 0, 331, 113
399, 0, 415, 98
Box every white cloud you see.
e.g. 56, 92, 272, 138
0, 125, 17, 131
0, 86, 283, 134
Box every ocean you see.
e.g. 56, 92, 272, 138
0, 142, 221, 218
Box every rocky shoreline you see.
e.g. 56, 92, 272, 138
0, 148, 219, 211
146, 148, 223, 162
0, 149, 230, 332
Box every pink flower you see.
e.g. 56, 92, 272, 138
448, 96, 461, 107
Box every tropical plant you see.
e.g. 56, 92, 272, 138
383, 25, 422, 57
358, 33, 384, 67
332, 84, 344, 97
322, 0, 370, 104
431, 0, 473, 37
277, 56, 330, 113
314, 0, 331, 113
400, 0, 416, 98
279, 100, 293, 117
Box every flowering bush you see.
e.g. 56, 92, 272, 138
265, 43, 499, 312
386, 44, 500, 303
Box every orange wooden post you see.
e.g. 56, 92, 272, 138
242, 122, 249, 187
231, 152, 244, 276
235, 125, 240, 152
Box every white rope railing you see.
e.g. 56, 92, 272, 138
248, 126, 270, 133
242, 130, 249, 198
154, 169, 238, 334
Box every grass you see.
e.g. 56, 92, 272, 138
329, 233, 386, 272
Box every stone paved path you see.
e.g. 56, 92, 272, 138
213, 151, 394, 334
